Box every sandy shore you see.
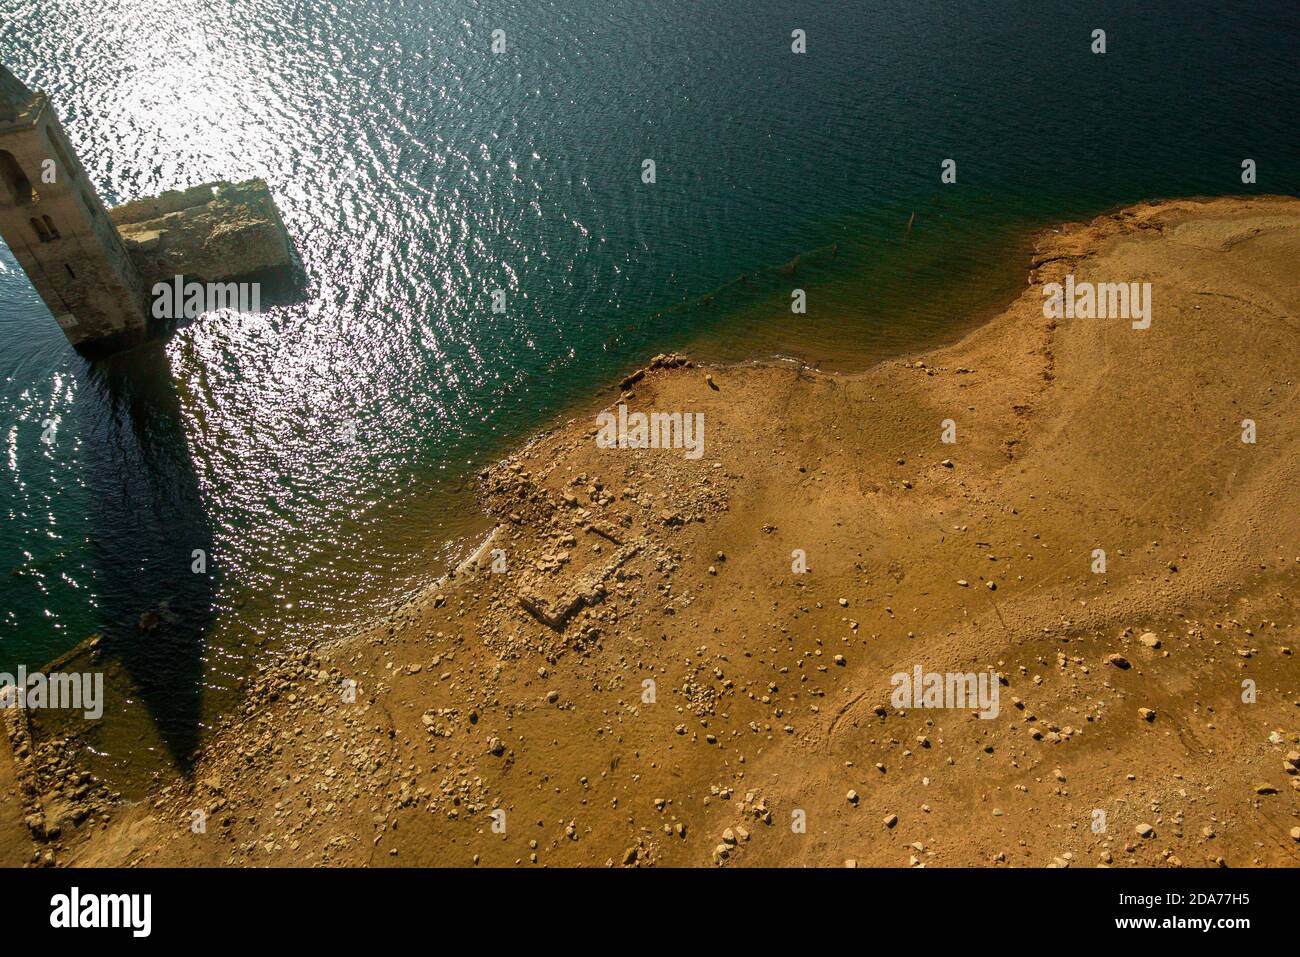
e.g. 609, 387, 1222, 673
5, 195, 1299, 867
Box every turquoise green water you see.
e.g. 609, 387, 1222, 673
1, 0, 1297, 776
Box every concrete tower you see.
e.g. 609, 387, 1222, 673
0, 64, 146, 349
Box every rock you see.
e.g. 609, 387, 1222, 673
1136, 823, 1155, 838
1139, 632, 1161, 648
1138, 708, 1156, 722
1107, 653, 1130, 669
1254, 783, 1278, 795
883, 813, 898, 828
956, 579, 969, 587
846, 789, 859, 805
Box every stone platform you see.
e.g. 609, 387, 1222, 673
111, 178, 295, 290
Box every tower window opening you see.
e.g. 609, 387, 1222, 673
42, 215, 60, 239
1, 150, 37, 205
30, 217, 51, 242
45, 126, 80, 181
65, 264, 77, 279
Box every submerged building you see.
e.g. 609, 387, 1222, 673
0, 65, 146, 347
0, 64, 295, 353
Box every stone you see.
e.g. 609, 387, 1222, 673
0, 66, 154, 349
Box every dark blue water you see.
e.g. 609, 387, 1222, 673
1, 0, 1296, 776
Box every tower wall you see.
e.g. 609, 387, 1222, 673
0, 94, 146, 348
